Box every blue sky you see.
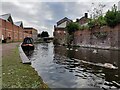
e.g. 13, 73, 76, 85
1, 0, 120, 36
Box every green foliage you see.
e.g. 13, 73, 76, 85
88, 19, 96, 29
79, 25, 89, 30
88, 15, 107, 29
116, 11, 120, 23
66, 22, 80, 35
41, 31, 49, 38
53, 38, 60, 45
67, 34, 74, 45
37, 33, 41, 37
105, 4, 120, 27
97, 15, 107, 26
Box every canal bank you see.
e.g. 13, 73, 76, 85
2, 42, 48, 88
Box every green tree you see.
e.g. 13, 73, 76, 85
66, 22, 80, 45
37, 33, 41, 37
105, 4, 120, 27
97, 15, 107, 26
88, 19, 96, 29
116, 11, 120, 24
41, 31, 49, 38
66, 22, 80, 35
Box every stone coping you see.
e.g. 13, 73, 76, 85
19, 43, 31, 64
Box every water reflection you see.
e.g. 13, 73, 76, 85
29, 42, 120, 89
23, 49, 34, 59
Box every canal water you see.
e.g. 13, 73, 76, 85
26, 42, 120, 89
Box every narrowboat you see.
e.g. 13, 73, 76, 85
21, 37, 34, 50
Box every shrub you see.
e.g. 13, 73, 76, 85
105, 5, 120, 28
66, 22, 80, 35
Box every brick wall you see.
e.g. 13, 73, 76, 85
74, 24, 120, 49
18, 27, 24, 41
23, 28, 38, 40
54, 23, 120, 49
54, 27, 67, 45
13, 25, 19, 41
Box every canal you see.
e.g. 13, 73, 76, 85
26, 42, 120, 89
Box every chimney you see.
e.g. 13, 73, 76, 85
76, 19, 79, 22
85, 13, 88, 18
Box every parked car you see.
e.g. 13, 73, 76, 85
21, 37, 34, 50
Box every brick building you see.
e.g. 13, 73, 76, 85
54, 14, 89, 45
54, 17, 72, 44
54, 13, 120, 49
76, 13, 89, 26
0, 14, 38, 43
23, 27, 38, 40
14, 21, 24, 41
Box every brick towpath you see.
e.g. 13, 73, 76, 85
2, 42, 20, 57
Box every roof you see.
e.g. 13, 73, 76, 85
24, 27, 38, 31
77, 16, 89, 21
76, 16, 90, 25
24, 27, 33, 29
14, 21, 23, 28
0, 13, 13, 24
57, 17, 72, 26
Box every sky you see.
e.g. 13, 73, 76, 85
1, 0, 120, 36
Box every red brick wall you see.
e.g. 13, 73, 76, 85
54, 28, 67, 44
23, 28, 37, 40
74, 30, 91, 45
23, 32, 32, 38
74, 24, 120, 48
1, 19, 6, 40
0, 19, 2, 40
13, 25, 19, 41
19, 27, 24, 41
54, 23, 120, 48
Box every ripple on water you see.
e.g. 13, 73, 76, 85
30, 43, 120, 88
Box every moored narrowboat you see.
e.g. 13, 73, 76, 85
21, 37, 34, 50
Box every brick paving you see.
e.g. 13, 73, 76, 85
2, 42, 20, 57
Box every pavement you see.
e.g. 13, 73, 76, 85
2, 42, 20, 57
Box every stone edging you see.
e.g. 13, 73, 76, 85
19, 43, 31, 64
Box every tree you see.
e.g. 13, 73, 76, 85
41, 31, 49, 38
66, 22, 80, 45
105, 4, 120, 27
87, 2, 106, 19
37, 33, 41, 37
66, 22, 80, 35
88, 19, 96, 29
97, 15, 107, 26
87, 3, 107, 29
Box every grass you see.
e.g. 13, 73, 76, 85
2, 44, 49, 88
